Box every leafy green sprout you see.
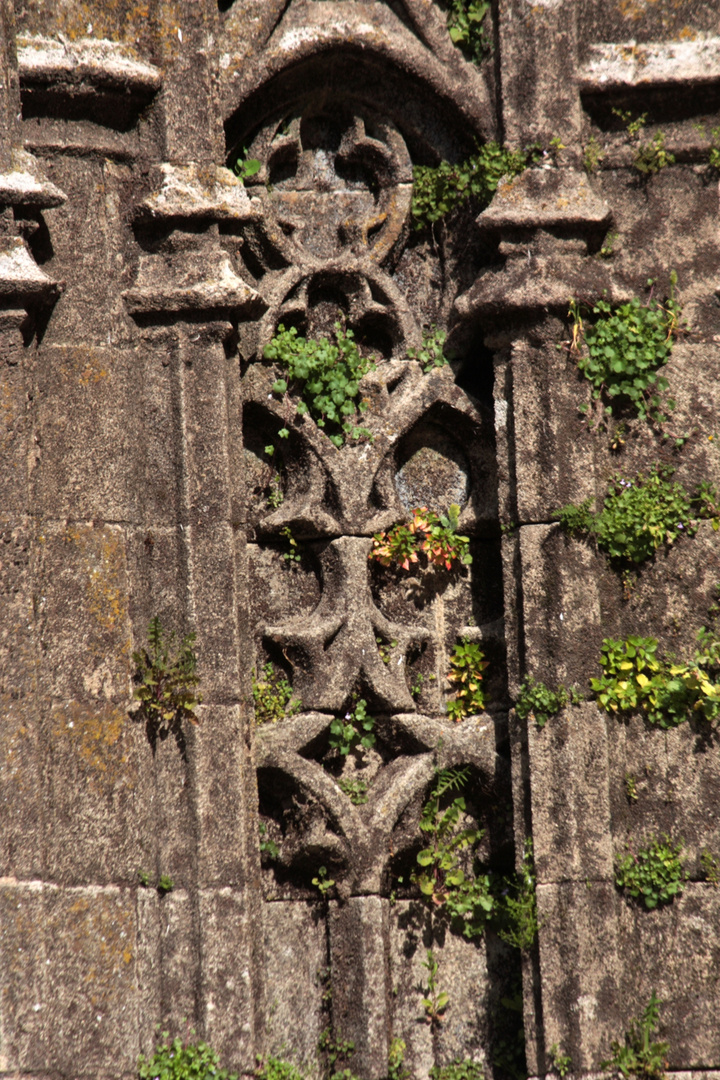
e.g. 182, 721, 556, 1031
497, 838, 538, 951
701, 849, 720, 887
255, 1057, 305, 1080
614, 835, 685, 909
370, 505, 472, 573
568, 277, 681, 426
590, 627, 720, 729
312, 866, 335, 897
582, 135, 605, 175
515, 677, 583, 729
421, 948, 449, 1025
447, 638, 488, 721
252, 662, 301, 724
555, 466, 710, 568
408, 325, 452, 372
280, 525, 302, 564
601, 992, 669, 1080
138, 1029, 238, 1080
132, 616, 202, 733
388, 1039, 409, 1080
328, 699, 376, 756
411, 141, 542, 229
233, 154, 261, 183
413, 766, 496, 939
549, 1045, 572, 1079
441, 0, 490, 66
259, 822, 280, 861
157, 874, 174, 895
430, 1062, 485, 1080
264, 323, 374, 449
337, 776, 370, 805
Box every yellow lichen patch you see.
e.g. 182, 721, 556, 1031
58, 347, 110, 390
51, 701, 136, 795
59, 891, 136, 999
63, 525, 131, 648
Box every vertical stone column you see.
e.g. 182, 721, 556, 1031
123, 163, 264, 1068
455, 162, 628, 1073
498, 0, 581, 153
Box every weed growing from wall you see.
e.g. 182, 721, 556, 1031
615, 836, 685, 909
591, 628, 720, 728
497, 839, 538, 951
567, 278, 681, 428
601, 993, 669, 1080
701, 849, 720, 886
439, 0, 490, 65
447, 638, 488, 720
548, 1045, 572, 1078
411, 142, 541, 229
408, 325, 451, 372
430, 1062, 485, 1080
555, 466, 714, 569
259, 822, 280, 861
132, 617, 202, 735
612, 109, 676, 178
515, 677, 583, 729
328, 699, 376, 755
370, 506, 472, 572
388, 1040, 410, 1080
256, 1059, 306, 1080
413, 766, 496, 938
138, 1030, 237, 1080
337, 777, 370, 805
421, 948, 449, 1025
253, 662, 302, 724
264, 323, 375, 449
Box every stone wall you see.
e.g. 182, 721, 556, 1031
1, 1, 720, 1078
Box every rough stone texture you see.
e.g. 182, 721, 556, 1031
2, 0, 720, 1077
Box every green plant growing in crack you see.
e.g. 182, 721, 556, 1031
430, 1062, 485, 1080
411, 141, 542, 229
447, 638, 489, 720
312, 866, 335, 897
555, 466, 716, 569
259, 822, 280, 861
138, 1028, 238, 1080
337, 776, 370, 805
252, 662, 302, 724
566, 276, 681, 427
634, 131, 675, 176
590, 626, 720, 729
132, 616, 202, 734
701, 848, 720, 887
318, 1029, 356, 1080
582, 135, 605, 175
421, 948, 449, 1026
388, 1039, 410, 1080
413, 766, 496, 939
264, 323, 374, 449
328, 699, 376, 756
370, 505, 472, 573
280, 525, 303, 564
231, 150, 261, 184
440, 0, 490, 65
601, 992, 669, 1079
408, 325, 451, 372
256, 1058, 305, 1080
549, 1045, 572, 1078
614, 835, 685, 909
612, 108, 675, 177
497, 838, 538, 950
515, 677, 583, 729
